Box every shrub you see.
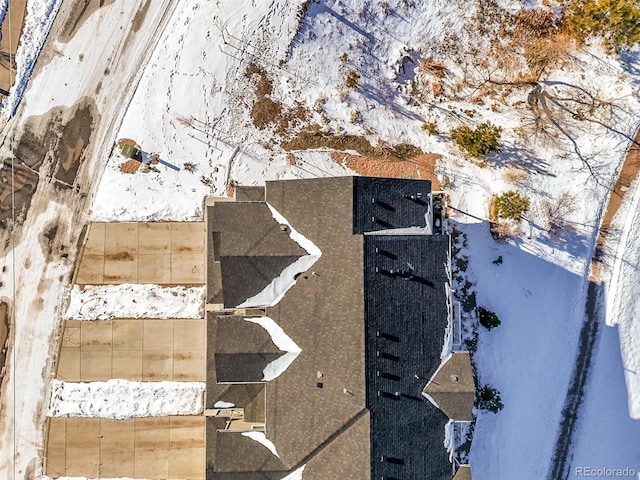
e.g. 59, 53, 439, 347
477, 307, 501, 330
477, 385, 504, 413
565, 0, 640, 52
345, 70, 361, 89
450, 122, 502, 157
340, 52, 349, 63
421, 121, 439, 135
495, 190, 530, 221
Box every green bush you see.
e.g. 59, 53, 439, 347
450, 122, 502, 157
345, 70, 361, 89
421, 121, 439, 135
565, 0, 640, 52
477, 307, 501, 330
495, 190, 530, 221
477, 385, 504, 413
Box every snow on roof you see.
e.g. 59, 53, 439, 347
244, 316, 301, 381
236, 204, 321, 308
241, 431, 280, 458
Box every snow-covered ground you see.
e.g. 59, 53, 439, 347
64, 284, 205, 320
48, 379, 205, 419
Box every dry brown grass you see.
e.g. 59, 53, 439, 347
245, 63, 308, 134
502, 166, 528, 185
331, 152, 441, 188
282, 132, 424, 162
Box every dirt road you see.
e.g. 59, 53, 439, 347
547, 128, 640, 480
0, 0, 180, 478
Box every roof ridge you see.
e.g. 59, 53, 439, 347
288, 408, 369, 471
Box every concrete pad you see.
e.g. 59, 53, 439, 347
57, 349, 81, 381
172, 223, 206, 254
75, 254, 104, 284
112, 319, 142, 350
171, 253, 205, 284
103, 256, 138, 284
112, 351, 143, 381
142, 351, 173, 381
173, 319, 205, 351
173, 350, 205, 381
46, 418, 66, 478
135, 417, 170, 479
139, 222, 171, 253
81, 321, 113, 350
138, 253, 171, 283
99, 419, 135, 478
84, 223, 106, 255
80, 350, 112, 381
62, 327, 81, 348
65, 418, 100, 477
104, 223, 139, 256
143, 320, 173, 350
169, 416, 205, 479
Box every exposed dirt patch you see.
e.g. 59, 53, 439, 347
53, 102, 96, 185
593, 130, 640, 277
245, 63, 308, 134
104, 251, 134, 261
0, 98, 98, 228
132, 0, 152, 33
119, 159, 142, 174
284, 131, 425, 162
331, 152, 440, 187
59, 0, 117, 43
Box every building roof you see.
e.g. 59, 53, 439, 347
424, 352, 476, 421
235, 185, 266, 202
206, 176, 470, 480
211, 202, 306, 308
453, 465, 473, 480
214, 315, 286, 383
364, 234, 453, 480
353, 176, 432, 233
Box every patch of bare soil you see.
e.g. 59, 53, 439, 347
0, 97, 98, 229
59, 0, 116, 43
330, 152, 441, 188
245, 63, 308, 134
119, 159, 142, 174
592, 130, 640, 278
53, 102, 95, 185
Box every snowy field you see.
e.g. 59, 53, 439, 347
2, 0, 640, 478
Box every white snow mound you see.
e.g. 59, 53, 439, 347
48, 379, 205, 419
64, 284, 205, 320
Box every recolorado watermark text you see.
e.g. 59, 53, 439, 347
575, 467, 636, 477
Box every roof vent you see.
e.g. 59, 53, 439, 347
280, 225, 288, 232
451, 375, 459, 382
316, 382, 323, 389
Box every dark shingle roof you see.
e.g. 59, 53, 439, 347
211, 202, 306, 308
213, 316, 285, 383
364, 234, 452, 480
219, 256, 301, 308
235, 185, 266, 202
353, 177, 432, 233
